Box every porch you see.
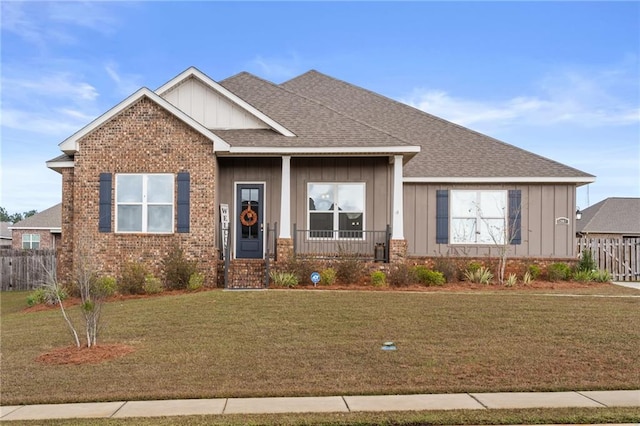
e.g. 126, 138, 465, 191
219, 223, 392, 289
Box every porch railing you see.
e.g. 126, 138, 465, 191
293, 224, 391, 262
265, 222, 278, 287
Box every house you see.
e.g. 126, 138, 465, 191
576, 197, 640, 239
9, 204, 62, 250
46, 67, 594, 287
0, 222, 12, 247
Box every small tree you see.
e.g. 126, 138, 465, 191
475, 196, 522, 285
42, 248, 113, 348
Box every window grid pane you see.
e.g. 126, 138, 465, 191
308, 183, 365, 240
450, 190, 506, 244
116, 174, 174, 233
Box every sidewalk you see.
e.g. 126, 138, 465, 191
1, 390, 638, 421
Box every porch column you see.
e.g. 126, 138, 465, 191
392, 155, 404, 239
279, 155, 291, 238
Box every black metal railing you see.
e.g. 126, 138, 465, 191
293, 224, 391, 262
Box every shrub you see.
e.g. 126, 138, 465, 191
282, 258, 320, 285
26, 288, 47, 307
464, 266, 493, 285
370, 270, 387, 287
187, 272, 205, 291
143, 274, 164, 294
432, 256, 461, 282
592, 269, 612, 283
576, 249, 597, 273
505, 273, 518, 287
94, 276, 117, 298
270, 271, 298, 288
163, 247, 198, 290
320, 268, 336, 286
413, 266, 445, 286
335, 256, 364, 285
466, 261, 483, 273
572, 270, 593, 283
547, 262, 571, 282
527, 264, 542, 280
523, 270, 533, 285
119, 262, 148, 295
388, 263, 416, 287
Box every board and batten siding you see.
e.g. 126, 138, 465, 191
290, 157, 392, 234
218, 157, 282, 232
404, 183, 577, 258
162, 77, 269, 130
217, 156, 392, 244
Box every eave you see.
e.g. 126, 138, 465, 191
58, 87, 231, 156
403, 176, 597, 185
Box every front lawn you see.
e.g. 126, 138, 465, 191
1, 287, 638, 405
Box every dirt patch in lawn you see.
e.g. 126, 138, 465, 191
36, 344, 135, 365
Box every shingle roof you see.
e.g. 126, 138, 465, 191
280, 70, 594, 180
576, 198, 640, 235
0, 222, 12, 240
11, 204, 62, 229
218, 72, 415, 150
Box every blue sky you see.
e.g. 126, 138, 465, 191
1, 1, 638, 214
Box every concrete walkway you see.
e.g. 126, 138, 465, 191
1, 390, 638, 421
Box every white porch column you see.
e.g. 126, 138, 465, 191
279, 155, 292, 238
392, 155, 404, 239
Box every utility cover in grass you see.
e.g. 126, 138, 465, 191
381, 341, 396, 351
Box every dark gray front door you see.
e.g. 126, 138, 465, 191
236, 184, 264, 259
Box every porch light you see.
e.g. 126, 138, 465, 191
576, 209, 582, 220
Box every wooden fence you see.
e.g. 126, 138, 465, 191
577, 238, 640, 282
0, 249, 56, 291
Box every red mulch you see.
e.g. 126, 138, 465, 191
36, 344, 135, 365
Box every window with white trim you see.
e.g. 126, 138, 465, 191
116, 174, 174, 233
450, 190, 507, 244
308, 183, 365, 238
22, 234, 40, 249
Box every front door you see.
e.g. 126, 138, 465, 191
236, 183, 264, 259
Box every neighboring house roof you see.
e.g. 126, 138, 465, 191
576, 197, 640, 235
0, 222, 12, 241
280, 70, 595, 182
9, 203, 62, 232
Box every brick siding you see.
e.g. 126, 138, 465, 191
59, 97, 218, 285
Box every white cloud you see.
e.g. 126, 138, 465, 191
1, 71, 100, 136
251, 53, 303, 81
401, 65, 639, 131
1, 1, 123, 47
105, 62, 143, 97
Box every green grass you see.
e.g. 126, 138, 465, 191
1, 287, 639, 406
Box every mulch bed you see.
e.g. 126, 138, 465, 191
36, 344, 135, 365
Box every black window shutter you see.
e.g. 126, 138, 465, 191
436, 190, 449, 244
508, 189, 522, 245
177, 172, 190, 233
98, 173, 112, 232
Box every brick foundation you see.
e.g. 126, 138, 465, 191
389, 239, 407, 263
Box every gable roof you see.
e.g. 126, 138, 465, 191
281, 70, 595, 183
57, 87, 230, 156
10, 204, 62, 231
576, 197, 640, 235
156, 67, 296, 137
217, 72, 420, 157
